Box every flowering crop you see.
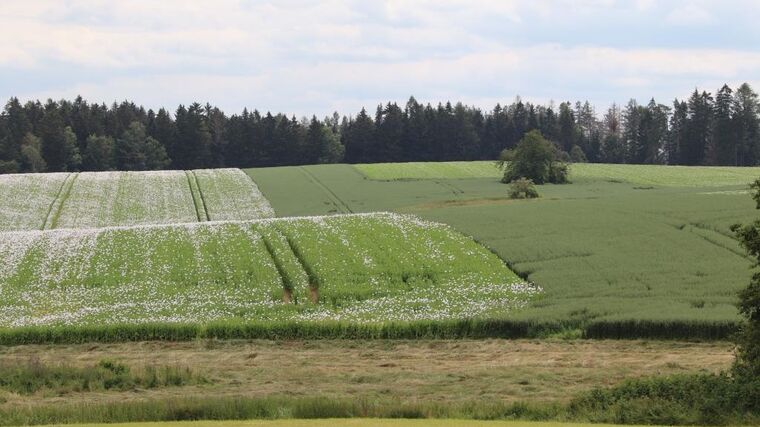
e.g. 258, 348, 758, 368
0, 213, 537, 328
0, 172, 70, 231
0, 169, 275, 231
192, 169, 275, 220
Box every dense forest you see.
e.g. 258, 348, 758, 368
0, 82, 758, 174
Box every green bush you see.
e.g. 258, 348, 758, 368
0, 358, 204, 395
569, 373, 760, 425
570, 145, 588, 163
508, 178, 539, 199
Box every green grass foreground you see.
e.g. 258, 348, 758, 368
39, 420, 667, 427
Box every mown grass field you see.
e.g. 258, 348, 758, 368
34, 420, 673, 427
247, 162, 760, 335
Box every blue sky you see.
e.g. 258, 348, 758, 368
2, 0, 759, 116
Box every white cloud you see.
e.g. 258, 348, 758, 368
0, 1, 758, 115
666, 3, 713, 26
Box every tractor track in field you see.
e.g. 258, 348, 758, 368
41, 172, 78, 230
298, 166, 354, 213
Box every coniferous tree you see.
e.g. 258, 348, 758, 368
558, 102, 577, 153
733, 83, 760, 166
667, 100, 688, 165
683, 90, 714, 165
344, 108, 375, 163
710, 84, 737, 165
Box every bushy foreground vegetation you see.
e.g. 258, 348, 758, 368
0, 213, 533, 333
0, 358, 204, 397
0, 168, 273, 231
0, 380, 756, 426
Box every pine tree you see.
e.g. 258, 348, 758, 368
667, 100, 688, 164
733, 83, 760, 165
682, 90, 714, 165
344, 108, 375, 163
558, 102, 577, 153
710, 84, 737, 165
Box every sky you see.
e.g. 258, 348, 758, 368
1, 0, 760, 117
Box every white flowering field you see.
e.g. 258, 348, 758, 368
0, 172, 70, 231
193, 168, 275, 221
0, 213, 536, 327
54, 171, 199, 229
0, 169, 275, 231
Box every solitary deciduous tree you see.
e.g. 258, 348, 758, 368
500, 130, 568, 184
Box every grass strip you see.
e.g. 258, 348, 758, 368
0, 319, 739, 346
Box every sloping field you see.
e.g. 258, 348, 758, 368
0, 169, 274, 231
54, 171, 198, 229
355, 161, 760, 186
0, 213, 531, 328
0, 172, 70, 231
192, 168, 275, 221
248, 163, 760, 337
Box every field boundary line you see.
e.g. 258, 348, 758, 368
42, 173, 78, 230
190, 171, 211, 221
299, 166, 354, 213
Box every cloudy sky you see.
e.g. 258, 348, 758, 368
1, 0, 759, 116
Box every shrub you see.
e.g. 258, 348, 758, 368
731, 177, 760, 381
570, 145, 588, 163
508, 178, 539, 199
569, 373, 760, 425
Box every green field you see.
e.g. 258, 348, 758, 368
356, 161, 760, 186
248, 162, 760, 334
0, 213, 530, 330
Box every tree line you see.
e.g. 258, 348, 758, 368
0, 82, 758, 173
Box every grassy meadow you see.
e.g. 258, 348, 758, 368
11, 420, 675, 427
248, 162, 760, 336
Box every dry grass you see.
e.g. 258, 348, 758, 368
0, 339, 733, 408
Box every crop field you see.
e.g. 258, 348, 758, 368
248, 163, 760, 336
0, 213, 531, 329
0, 169, 274, 231
0, 172, 70, 231
356, 160, 760, 186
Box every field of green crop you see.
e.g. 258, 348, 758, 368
356, 160, 760, 187
0, 213, 531, 328
0, 169, 274, 231
248, 163, 760, 335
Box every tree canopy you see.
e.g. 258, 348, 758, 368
500, 130, 568, 184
